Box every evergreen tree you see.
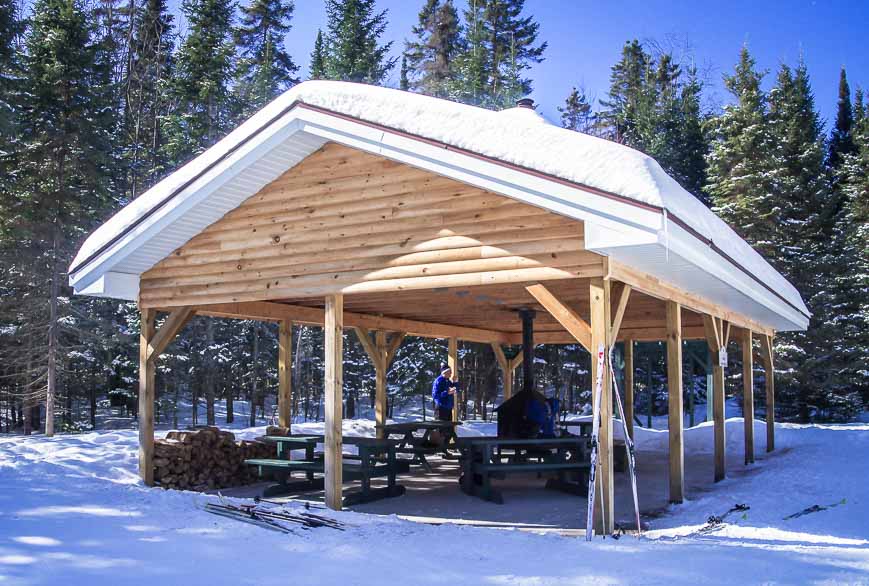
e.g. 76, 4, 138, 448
2, 0, 113, 435
766, 60, 855, 419
309, 29, 326, 79
234, 0, 299, 114
600, 40, 708, 202
827, 67, 856, 172
165, 0, 236, 162
404, 0, 460, 97
0, 0, 23, 188
124, 0, 175, 197
448, 0, 486, 105
0, 0, 23, 137
705, 46, 778, 261
599, 40, 649, 144
838, 87, 869, 407
321, 0, 395, 84
451, 0, 545, 109
558, 86, 592, 133
677, 65, 709, 203
399, 53, 409, 90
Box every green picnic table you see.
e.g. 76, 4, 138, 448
557, 420, 593, 437
456, 436, 590, 504
246, 435, 408, 506
382, 421, 461, 472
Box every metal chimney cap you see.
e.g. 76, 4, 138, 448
516, 98, 535, 109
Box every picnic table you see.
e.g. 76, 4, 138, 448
456, 436, 590, 504
382, 421, 461, 471
246, 435, 408, 506
557, 420, 593, 437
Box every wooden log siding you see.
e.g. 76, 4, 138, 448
139, 143, 598, 308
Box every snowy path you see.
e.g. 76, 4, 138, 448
1, 420, 867, 585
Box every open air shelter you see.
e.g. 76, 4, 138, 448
69, 81, 809, 535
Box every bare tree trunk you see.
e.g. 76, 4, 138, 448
292, 326, 303, 417
205, 320, 215, 426
172, 367, 180, 428
249, 322, 259, 427
46, 229, 60, 437
225, 359, 234, 424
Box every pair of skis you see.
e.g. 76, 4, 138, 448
585, 343, 642, 540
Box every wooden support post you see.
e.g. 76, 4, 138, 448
589, 277, 613, 535
448, 337, 459, 421
491, 345, 523, 402
278, 319, 292, 429
324, 294, 343, 511
355, 328, 405, 438
703, 315, 728, 482
138, 308, 156, 485
742, 329, 755, 464
375, 330, 388, 439
761, 334, 775, 452
666, 301, 684, 503
624, 338, 634, 441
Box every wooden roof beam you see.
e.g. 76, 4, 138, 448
193, 300, 513, 344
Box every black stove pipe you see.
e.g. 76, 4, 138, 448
519, 309, 535, 394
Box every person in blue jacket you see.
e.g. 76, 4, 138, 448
432, 365, 457, 421
526, 396, 559, 438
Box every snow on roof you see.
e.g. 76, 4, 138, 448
70, 80, 809, 323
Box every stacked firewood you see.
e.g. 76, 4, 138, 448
153, 427, 274, 491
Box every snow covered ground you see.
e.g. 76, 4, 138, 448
1, 419, 868, 585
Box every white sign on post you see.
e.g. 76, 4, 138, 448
718, 348, 728, 368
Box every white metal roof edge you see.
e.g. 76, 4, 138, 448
659, 221, 809, 331
68, 96, 809, 333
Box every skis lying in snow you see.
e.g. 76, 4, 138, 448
204, 503, 293, 533
585, 344, 607, 541
203, 495, 345, 533
784, 499, 846, 520
696, 503, 750, 534
609, 350, 642, 536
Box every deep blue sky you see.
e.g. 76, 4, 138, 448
184, 0, 869, 129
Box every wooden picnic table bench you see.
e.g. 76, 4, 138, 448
247, 435, 407, 506
456, 436, 590, 504
382, 421, 461, 472
557, 420, 593, 437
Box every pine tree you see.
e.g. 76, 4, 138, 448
677, 65, 709, 203
766, 60, 854, 420
838, 87, 869, 408
451, 0, 545, 109
234, 0, 299, 114
599, 41, 708, 202
558, 86, 592, 133
3, 0, 113, 435
399, 53, 409, 90
165, 0, 236, 162
827, 67, 856, 172
321, 0, 396, 84
124, 0, 175, 197
599, 40, 649, 144
0, 0, 23, 137
309, 29, 326, 79
404, 0, 460, 97
705, 46, 778, 262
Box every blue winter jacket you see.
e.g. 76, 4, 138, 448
431, 375, 454, 410
526, 397, 559, 437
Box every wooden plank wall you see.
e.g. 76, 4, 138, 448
139, 143, 600, 308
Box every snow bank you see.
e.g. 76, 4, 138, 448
2, 419, 868, 584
